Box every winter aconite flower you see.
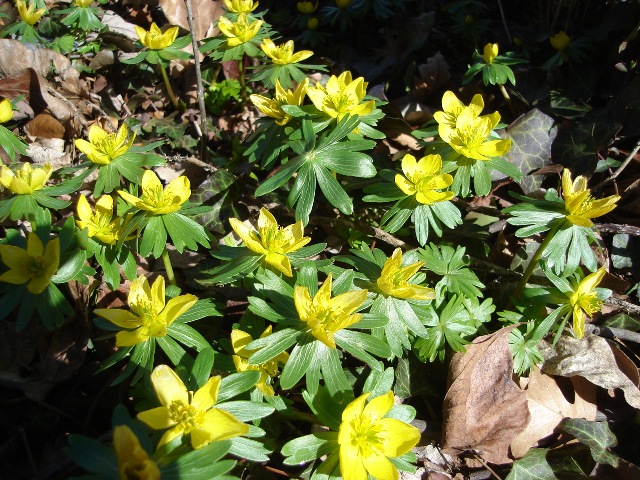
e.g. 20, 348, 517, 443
16, 0, 46, 26
297, 1, 318, 14
76, 194, 124, 245
567, 267, 606, 339
261, 38, 313, 65
338, 391, 421, 480
432, 90, 484, 130
229, 207, 311, 276
135, 22, 179, 50
232, 326, 288, 396
550, 31, 571, 51
482, 42, 499, 64
224, 0, 258, 14
118, 169, 191, 215
74, 124, 135, 165
0, 232, 59, 294
218, 13, 263, 47
0, 98, 13, 123
438, 107, 511, 161
0, 162, 52, 194
561, 169, 620, 228
395, 154, 454, 205
250, 78, 308, 125
377, 248, 435, 300
306, 71, 375, 121
138, 364, 249, 449
94, 275, 197, 346
295, 273, 368, 348
113, 425, 160, 480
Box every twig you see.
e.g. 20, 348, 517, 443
471, 452, 503, 480
592, 139, 640, 192
184, 0, 209, 162
45, 86, 87, 128
586, 324, 640, 344
596, 223, 640, 236
605, 296, 640, 316
496, 0, 512, 43
309, 216, 408, 249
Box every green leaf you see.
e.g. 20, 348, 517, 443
51, 249, 86, 283
281, 432, 337, 465
228, 436, 271, 462
191, 347, 215, 389
280, 337, 318, 390
558, 418, 619, 467
163, 213, 210, 252
140, 216, 167, 258
167, 323, 211, 351
217, 371, 261, 402
255, 155, 306, 196
65, 435, 117, 475
216, 400, 275, 421
246, 328, 300, 364
156, 335, 192, 370
313, 164, 353, 215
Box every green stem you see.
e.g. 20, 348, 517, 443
498, 83, 515, 116
159, 63, 180, 109
238, 55, 247, 103
513, 223, 561, 298
161, 248, 177, 287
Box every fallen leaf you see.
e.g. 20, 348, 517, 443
510, 370, 597, 458
24, 113, 65, 139
540, 334, 640, 409
159, 0, 223, 41
442, 326, 530, 465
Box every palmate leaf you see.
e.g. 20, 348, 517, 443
161, 440, 235, 480
281, 432, 338, 465
256, 115, 376, 224
419, 244, 484, 299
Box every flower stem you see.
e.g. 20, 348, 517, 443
514, 223, 561, 298
498, 83, 515, 115
238, 55, 247, 103
159, 63, 180, 110
161, 248, 177, 287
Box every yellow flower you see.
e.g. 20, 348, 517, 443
94, 275, 197, 347
438, 106, 511, 161
550, 31, 571, 51
567, 267, 606, 339
307, 17, 319, 30
0, 232, 59, 294
0, 98, 13, 123
250, 78, 308, 126
74, 124, 135, 165
229, 207, 311, 277
134, 22, 180, 50
118, 169, 191, 215
74, 0, 93, 7
224, 0, 258, 13
482, 42, 499, 64
294, 274, 368, 349
232, 326, 289, 396
395, 154, 454, 205
113, 425, 160, 480
306, 71, 375, 121
432, 90, 485, 130
16, 0, 46, 26
218, 13, 263, 47
261, 38, 313, 65
0, 162, 52, 194
336, 0, 352, 8
138, 364, 249, 449
377, 248, 435, 300
561, 169, 620, 228
76, 194, 124, 245
338, 391, 421, 480
297, 1, 318, 14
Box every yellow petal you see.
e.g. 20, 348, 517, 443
362, 453, 398, 480
93, 308, 141, 328
377, 417, 421, 456
362, 390, 393, 420
231, 329, 253, 356
157, 294, 197, 328
150, 364, 188, 406
192, 376, 221, 411
339, 444, 367, 480
115, 328, 149, 347
137, 406, 176, 430
26, 232, 44, 257
0, 98, 13, 123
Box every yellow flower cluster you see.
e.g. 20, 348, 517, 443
250, 71, 374, 125
434, 91, 511, 161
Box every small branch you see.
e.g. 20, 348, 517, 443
592, 139, 640, 192
586, 324, 640, 344
184, 0, 209, 163
310, 217, 409, 249
605, 296, 640, 316
596, 223, 640, 236
496, 0, 512, 43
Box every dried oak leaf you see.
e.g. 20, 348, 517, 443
510, 370, 597, 458
442, 326, 529, 465
540, 334, 640, 409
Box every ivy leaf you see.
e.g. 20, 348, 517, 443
558, 418, 619, 467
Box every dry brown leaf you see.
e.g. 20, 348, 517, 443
541, 334, 640, 409
24, 113, 65, 139
158, 0, 223, 41
414, 52, 451, 101
510, 370, 597, 458
442, 326, 529, 465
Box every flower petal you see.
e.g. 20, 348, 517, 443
150, 364, 188, 406
362, 452, 398, 480
137, 406, 176, 430
192, 375, 221, 412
